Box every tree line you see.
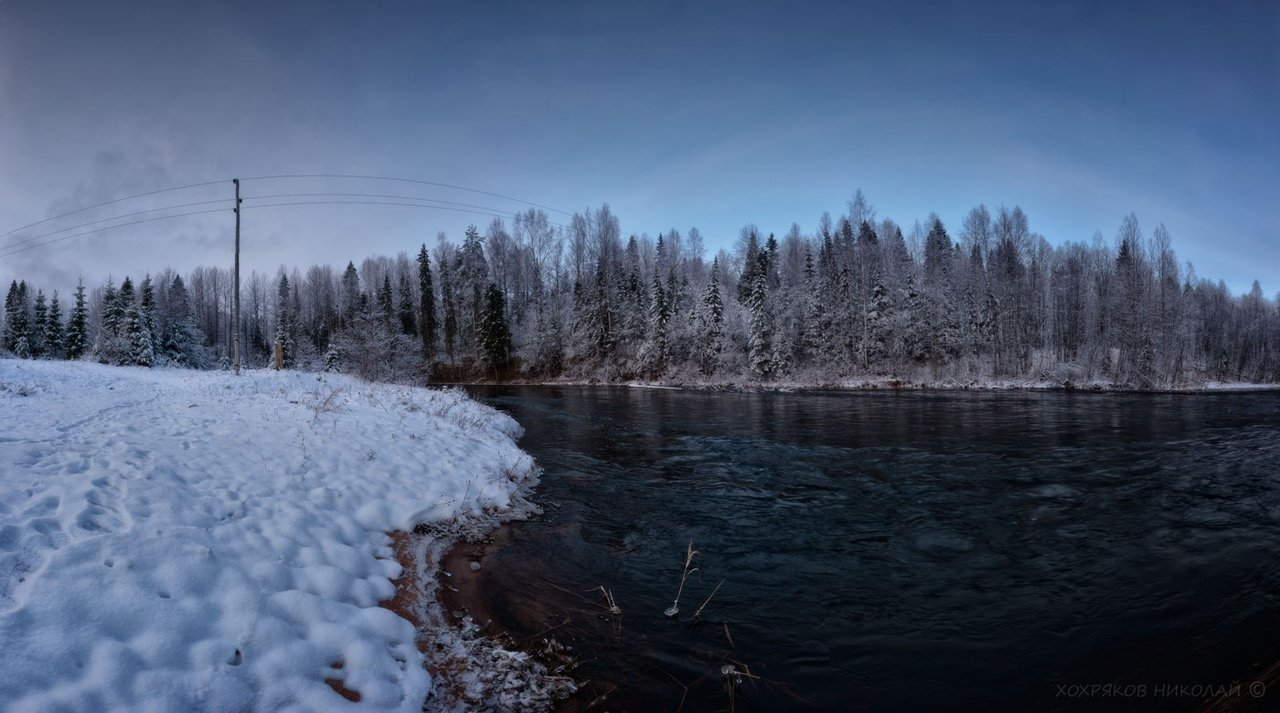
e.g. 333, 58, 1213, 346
4, 191, 1278, 387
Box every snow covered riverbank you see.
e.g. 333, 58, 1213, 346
0, 359, 563, 712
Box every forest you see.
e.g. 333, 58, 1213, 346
4, 192, 1278, 388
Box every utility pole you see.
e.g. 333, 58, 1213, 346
233, 178, 242, 375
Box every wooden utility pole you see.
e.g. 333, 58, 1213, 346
233, 178, 242, 375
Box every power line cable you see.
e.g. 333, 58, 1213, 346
3, 198, 234, 251
241, 193, 570, 229
245, 191, 516, 215
0, 179, 227, 241
241, 199, 519, 221
0, 207, 229, 260
1, 194, 570, 260
241, 173, 572, 216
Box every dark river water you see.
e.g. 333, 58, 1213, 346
463, 386, 1280, 712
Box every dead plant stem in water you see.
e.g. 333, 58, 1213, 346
665, 541, 699, 617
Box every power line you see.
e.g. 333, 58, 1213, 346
241, 173, 572, 216
241, 199, 519, 222
245, 191, 520, 216
0, 179, 227, 241
241, 193, 570, 229
1, 192, 570, 260
0, 207, 229, 260
2, 198, 234, 251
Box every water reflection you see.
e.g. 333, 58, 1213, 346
465, 387, 1280, 712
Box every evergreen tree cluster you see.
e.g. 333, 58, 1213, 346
5, 195, 1278, 388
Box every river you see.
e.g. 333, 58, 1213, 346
461, 386, 1280, 712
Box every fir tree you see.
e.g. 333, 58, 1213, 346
377, 274, 395, 329
163, 275, 204, 368
66, 281, 89, 360
440, 260, 458, 363
397, 272, 416, 336
125, 304, 154, 366
478, 283, 512, 374
31, 290, 48, 357
643, 272, 669, 375
417, 244, 438, 363
589, 267, 614, 361
2, 280, 18, 353
6, 281, 31, 356
45, 290, 64, 359
140, 276, 159, 357
341, 262, 361, 326
100, 279, 124, 342
118, 276, 135, 311
747, 252, 773, 378
3, 280, 31, 353
275, 272, 296, 368
697, 260, 725, 374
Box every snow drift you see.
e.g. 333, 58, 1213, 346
0, 359, 537, 712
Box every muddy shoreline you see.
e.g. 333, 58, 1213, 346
435, 526, 613, 712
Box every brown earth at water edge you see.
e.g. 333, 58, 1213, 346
319, 531, 425, 703
436, 525, 511, 629
379, 530, 427, 639
436, 527, 631, 712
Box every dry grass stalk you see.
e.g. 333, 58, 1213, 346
693, 579, 724, 620
664, 541, 699, 617
597, 586, 622, 616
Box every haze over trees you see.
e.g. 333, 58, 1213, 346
4, 193, 1278, 388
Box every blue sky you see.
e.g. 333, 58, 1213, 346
1, 0, 1276, 295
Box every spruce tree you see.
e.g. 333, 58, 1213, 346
3, 280, 17, 353
377, 274, 395, 328
125, 304, 154, 366
100, 279, 124, 344
417, 244, 437, 363
341, 262, 360, 326
163, 275, 203, 368
747, 252, 773, 378
697, 261, 725, 374
275, 273, 295, 368
66, 281, 89, 360
45, 290, 64, 359
140, 276, 159, 357
440, 261, 457, 363
31, 290, 48, 357
643, 272, 669, 375
397, 272, 416, 336
478, 283, 512, 374
4, 281, 33, 355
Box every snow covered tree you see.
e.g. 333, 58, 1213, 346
66, 281, 89, 360
44, 291, 64, 359
124, 303, 154, 367
95, 278, 131, 365
438, 254, 458, 363
396, 273, 415, 337
31, 290, 48, 357
140, 276, 159, 358
162, 275, 204, 368
4, 280, 30, 355
696, 260, 725, 374
275, 272, 297, 368
417, 244, 437, 363
640, 272, 669, 376
747, 252, 774, 378
478, 283, 512, 375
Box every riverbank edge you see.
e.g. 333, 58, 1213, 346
379, 461, 577, 711
438, 375, 1280, 394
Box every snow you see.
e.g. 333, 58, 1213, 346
0, 359, 540, 712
